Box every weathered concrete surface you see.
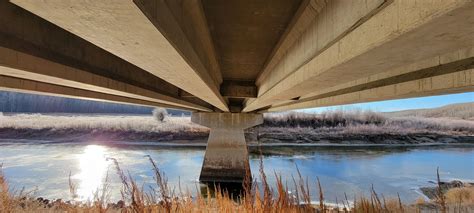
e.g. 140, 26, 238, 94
12, 0, 229, 111
0, 47, 210, 112
245, 0, 474, 112
267, 46, 474, 111
256, 0, 384, 88
269, 68, 474, 112
192, 113, 263, 183
0, 1, 213, 111
202, 0, 302, 81
133, 0, 222, 88
220, 81, 257, 98
0, 75, 188, 110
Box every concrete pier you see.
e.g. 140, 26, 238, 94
191, 113, 263, 183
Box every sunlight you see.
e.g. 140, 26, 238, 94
75, 145, 110, 201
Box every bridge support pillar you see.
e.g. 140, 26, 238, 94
191, 112, 263, 183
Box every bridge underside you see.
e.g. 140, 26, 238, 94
1, 0, 474, 183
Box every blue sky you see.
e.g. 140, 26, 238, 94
299, 92, 474, 113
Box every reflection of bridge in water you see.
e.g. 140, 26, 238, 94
1, 0, 473, 184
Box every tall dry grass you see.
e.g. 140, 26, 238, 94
0, 114, 206, 133
263, 110, 474, 135
386, 102, 474, 120
263, 110, 387, 128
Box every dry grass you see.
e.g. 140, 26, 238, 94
263, 110, 474, 135
385, 117, 474, 133
386, 102, 474, 120
0, 114, 206, 133
444, 186, 474, 213
263, 110, 387, 128
436, 167, 448, 213
446, 186, 474, 205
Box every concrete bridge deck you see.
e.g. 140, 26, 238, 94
1, 0, 473, 183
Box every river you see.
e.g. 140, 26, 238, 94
0, 142, 473, 204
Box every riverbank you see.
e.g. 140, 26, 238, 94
0, 112, 473, 145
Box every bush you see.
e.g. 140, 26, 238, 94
263, 110, 387, 128
152, 108, 168, 122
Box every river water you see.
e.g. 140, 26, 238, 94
0, 142, 473, 203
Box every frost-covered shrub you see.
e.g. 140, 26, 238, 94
152, 108, 168, 122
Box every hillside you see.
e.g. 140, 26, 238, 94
385, 102, 474, 120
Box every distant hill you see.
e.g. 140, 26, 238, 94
0, 91, 190, 116
385, 102, 474, 120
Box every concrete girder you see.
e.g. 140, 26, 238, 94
267, 68, 474, 112
134, 0, 223, 88
256, 0, 328, 86
179, 80, 258, 99
251, 0, 389, 108
0, 2, 174, 99
12, 0, 229, 112
220, 81, 257, 98
192, 113, 263, 183
0, 1, 213, 111
201, 0, 303, 82
0, 47, 211, 112
245, 0, 474, 112
266, 46, 474, 111
0, 75, 192, 111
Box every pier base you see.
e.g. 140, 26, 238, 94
191, 112, 263, 183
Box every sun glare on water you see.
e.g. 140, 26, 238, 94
75, 145, 110, 201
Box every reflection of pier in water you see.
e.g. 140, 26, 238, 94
199, 182, 247, 200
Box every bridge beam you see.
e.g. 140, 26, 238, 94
267, 47, 474, 111
12, 0, 229, 112
191, 113, 263, 183
0, 47, 210, 112
0, 75, 190, 110
267, 69, 474, 112
0, 1, 213, 111
220, 81, 257, 98
245, 0, 474, 112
